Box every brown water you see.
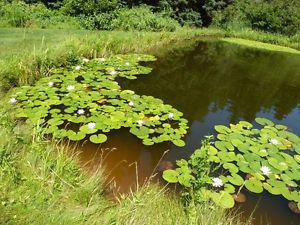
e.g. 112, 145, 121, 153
75, 39, 300, 225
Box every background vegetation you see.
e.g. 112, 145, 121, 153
1, 0, 299, 36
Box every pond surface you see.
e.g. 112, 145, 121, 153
75, 39, 300, 225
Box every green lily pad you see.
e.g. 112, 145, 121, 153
162, 170, 179, 183
90, 134, 107, 144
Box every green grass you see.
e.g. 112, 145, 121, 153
0, 28, 89, 58
222, 38, 300, 54
223, 28, 300, 51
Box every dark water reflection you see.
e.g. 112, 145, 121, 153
76, 40, 300, 225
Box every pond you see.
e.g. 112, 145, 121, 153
75, 39, 300, 225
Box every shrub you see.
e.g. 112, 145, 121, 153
0, 2, 81, 29
79, 6, 179, 31
0, 1, 31, 27
212, 0, 300, 36
61, 0, 121, 16
109, 6, 179, 31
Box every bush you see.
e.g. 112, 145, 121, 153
109, 6, 179, 31
79, 6, 179, 31
61, 0, 121, 16
0, 1, 81, 29
0, 1, 30, 27
212, 0, 300, 36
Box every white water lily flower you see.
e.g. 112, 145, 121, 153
87, 122, 96, 130
138, 120, 144, 126
260, 166, 271, 176
269, 138, 281, 145
168, 113, 174, 119
110, 71, 118, 75
99, 58, 106, 62
260, 149, 267, 153
82, 58, 89, 63
48, 81, 54, 87
77, 109, 85, 115
125, 62, 130, 66
212, 177, 223, 188
9, 97, 17, 104
67, 85, 75, 91
129, 101, 134, 107
75, 65, 81, 70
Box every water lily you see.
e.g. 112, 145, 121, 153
109, 71, 118, 75
48, 81, 54, 87
83, 58, 89, 63
75, 65, 81, 70
269, 138, 281, 145
9, 97, 17, 104
168, 113, 174, 119
129, 101, 134, 107
77, 109, 85, 115
212, 177, 223, 188
260, 166, 271, 176
125, 62, 130, 66
138, 120, 144, 126
87, 122, 96, 130
67, 85, 75, 91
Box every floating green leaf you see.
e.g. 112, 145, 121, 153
90, 134, 107, 144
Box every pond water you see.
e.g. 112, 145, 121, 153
75, 39, 300, 225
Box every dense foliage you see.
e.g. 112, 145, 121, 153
163, 118, 300, 211
1, 0, 299, 35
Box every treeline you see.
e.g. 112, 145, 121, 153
0, 0, 299, 35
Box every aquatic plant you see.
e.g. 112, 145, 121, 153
163, 118, 300, 210
10, 54, 188, 146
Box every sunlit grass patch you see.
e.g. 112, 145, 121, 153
222, 37, 300, 55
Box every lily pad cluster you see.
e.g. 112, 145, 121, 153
163, 118, 300, 210
10, 54, 188, 146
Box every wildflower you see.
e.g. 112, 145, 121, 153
67, 85, 75, 91
75, 65, 81, 70
83, 58, 89, 63
269, 138, 281, 145
9, 97, 17, 104
260, 166, 271, 176
87, 122, 96, 130
168, 113, 174, 119
212, 177, 223, 188
77, 109, 85, 115
48, 81, 54, 87
129, 101, 134, 107
138, 120, 144, 126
